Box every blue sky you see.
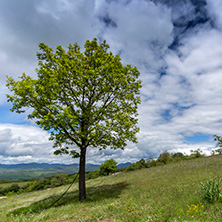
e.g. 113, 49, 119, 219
0, 0, 222, 164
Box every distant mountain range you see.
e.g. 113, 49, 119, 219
0, 163, 80, 170
0, 162, 131, 170
117, 162, 131, 169
0, 162, 131, 180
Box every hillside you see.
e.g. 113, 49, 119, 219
1, 155, 222, 221
0, 163, 100, 180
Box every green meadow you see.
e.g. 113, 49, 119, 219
1, 155, 222, 221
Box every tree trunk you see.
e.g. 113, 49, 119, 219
79, 147, 86, 201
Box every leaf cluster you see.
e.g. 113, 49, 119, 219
99, 159, 117, 175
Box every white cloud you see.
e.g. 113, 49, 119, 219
206, 0, 222, 30
0, 124, 70, 164
0, 0, 102, 104
0, 0, 221, 164
96, 0, 173, 69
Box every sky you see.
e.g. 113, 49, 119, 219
0, 0, 222, 165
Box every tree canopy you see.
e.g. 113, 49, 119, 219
100, 159, 117, 176
6, 38, 142, 201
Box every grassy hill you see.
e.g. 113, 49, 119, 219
1, 155, 222, 221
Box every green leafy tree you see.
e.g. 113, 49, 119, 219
100, 159, 118, 176
190, 148, 204, 158
171, 152, 186, 162
6, 38, 142, 201
145, 158, 156, 167
157, 151, 171, 164
127, 162, 139, 171
138, 158, 147, 168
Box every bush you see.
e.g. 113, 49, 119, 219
86, 170, 100, 179
138, 159, 147, 168
6, 184, 20, 193
100, 159, 117, 175
127, 163, 139, 171
157, 151, 171, 164
171, 152, 186, 162
200, 178, 222, 203
190, 149, 204, 158
0, 187, 4, 196
145, 158, 156, 167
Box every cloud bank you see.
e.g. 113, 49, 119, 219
0, 0, 221, 164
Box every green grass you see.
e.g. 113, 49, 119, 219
1, 155, 222, 221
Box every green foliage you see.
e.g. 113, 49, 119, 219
190, 148, 204, 158
100, 159, 117, 176
200, 178, 222, 203
50, 173, 69, 187
126, 163, 139, 171
137, 158, 147, 168
126, 159, 147, 171
145, 158, 156, 167
171, 152, 186, 162
86, 170, 100, 180
0, 183, 20, 196
157, 151, 171, 164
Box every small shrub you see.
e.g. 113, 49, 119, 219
157, 151, 171, 164
145, 158, 156, 167
86, 170, 100, 179
100, 159, 117, 176
171, 152, 186, 162
127, 163, 140, 171
200, 178, 222, 203
190, 149, 204, 158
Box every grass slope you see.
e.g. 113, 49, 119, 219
1, 155, 222, 221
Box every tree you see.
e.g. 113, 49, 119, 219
145, 158, 156, 167
171, 152, 186, 162
190, 148, 204, 158
100, 159, 117, 176
214, 135, 222, 147
213, 135, 222, 155
6, 38, 142, 201
157, 151, 171, 164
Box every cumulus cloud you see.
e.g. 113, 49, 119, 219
0, 0, 221, 164
206, 0, 222, 30
96, 0, 173, 70
0, 0, 102, 104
